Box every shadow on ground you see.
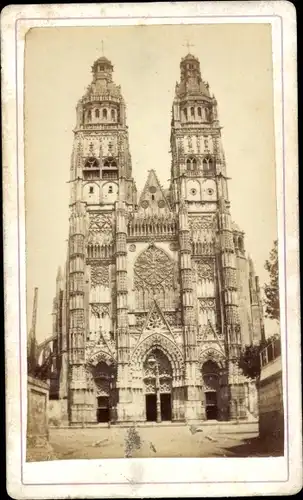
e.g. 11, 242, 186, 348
221, 436, 284, 457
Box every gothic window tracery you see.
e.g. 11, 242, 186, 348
90, 264, 110, 288
202, 156, 215, 175
186, 157, 198, 171
134, 245, 177, 310
134, 245, 174, 289
84, 157, 99, 169
143, 349, 173, 394
189, 216, 215, 231
196, 261, 215, 281
90, 361, 116, 397
103, 158, 117, 168
202, 360, 220, 391
95, 109, 100, 118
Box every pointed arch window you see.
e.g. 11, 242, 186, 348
102, 108, 107, 119
87, 109, 92, 121
103, 157, 117, 168
186, 157, 198, 171
203, 156, 215, 174
238, 237, 244, 252
111, 109, 116, 121
84, 157, 99, 169
95, 109, 100, 118
198, 107, 202, 117
205, 107, 211, 121
183, 108, 188, 121
190, 106, 195, 117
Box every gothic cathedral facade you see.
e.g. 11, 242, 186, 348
51, 53, 264, 425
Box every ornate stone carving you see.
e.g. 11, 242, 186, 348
90, 264, 109, 288
199, 298, 216, 310
165, 311, 182, 328
169, 242, 179, 251
145, 308, 168, 333
89, 213, 112, 232
143, 349, 173, 394
134, 244, 174, 288
197, 322, 218, 342
86, 349, 116, 368
88, 213, 113, 245
198, 345, 225, 368
130, 333, 184, 375
129, 244, 136, 252
91, 303, 110, 318
196, 261, 214, 281
189, 215, 215, 231
134, 313, 147, 328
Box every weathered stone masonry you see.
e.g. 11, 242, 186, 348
50, 53, 264, 424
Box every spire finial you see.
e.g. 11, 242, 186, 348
183, 40, 194, 53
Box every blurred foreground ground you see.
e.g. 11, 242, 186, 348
27, 424, 284, 461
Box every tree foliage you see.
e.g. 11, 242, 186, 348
238, 334, 280, 381
264, 239, 280, 322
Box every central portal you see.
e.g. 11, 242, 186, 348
90, 360, 117, 423
146, 393, 172, 422
143, 348, 173, 423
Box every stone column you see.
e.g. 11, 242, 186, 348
115, 200, 131, 422
68, 201, 89, 425
178, 203, 202, 422
217, 194, 243, 420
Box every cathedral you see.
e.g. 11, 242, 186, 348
50, 52, 264, 426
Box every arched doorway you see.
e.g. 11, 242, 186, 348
91, 361, 117, 423
202, 360, 220, 420
143, 348, 172, 422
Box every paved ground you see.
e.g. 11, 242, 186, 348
29, 425, 283, 461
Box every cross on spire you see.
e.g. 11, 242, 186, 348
183, 40, 195, 53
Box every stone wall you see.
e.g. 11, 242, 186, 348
27, 376, 49, 445
48, 398, 69, 426
259, 357, 284, 444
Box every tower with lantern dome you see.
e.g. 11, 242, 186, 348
50, 51, 264, 426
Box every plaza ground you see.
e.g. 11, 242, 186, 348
27, 424, 284, 461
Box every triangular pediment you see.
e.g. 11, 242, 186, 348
198, 320, 225, 353
143, 300, 172, 334
138, 170, 170, 212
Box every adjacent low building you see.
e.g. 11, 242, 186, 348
259, 336, 284, 446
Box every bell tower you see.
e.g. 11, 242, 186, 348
71, 55, 137, 208
170, 52, 224, 209
170, 52, 243, 421
67, 55, 137, 425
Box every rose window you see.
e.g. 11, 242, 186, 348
134, 245, 174, 288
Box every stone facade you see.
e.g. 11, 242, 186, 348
50, 53, 264, 425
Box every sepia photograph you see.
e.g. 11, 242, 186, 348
2, 3, 301, 497
24, 22, 285, 462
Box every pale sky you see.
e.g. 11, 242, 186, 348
24, 24, 278, 342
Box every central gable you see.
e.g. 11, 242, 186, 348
138, 169, 171, 212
